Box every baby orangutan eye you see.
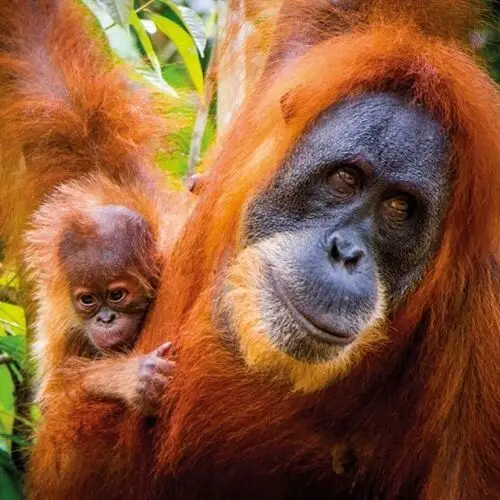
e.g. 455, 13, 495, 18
78, 294, 97, 307
108, 288, 128, 303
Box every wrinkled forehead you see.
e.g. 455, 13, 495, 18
287, 92, 449, 201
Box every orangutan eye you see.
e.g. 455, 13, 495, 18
329, 166, 361, 199
382, 195, 416, 228
78, 294, 97, 307
108, 288, 128, 303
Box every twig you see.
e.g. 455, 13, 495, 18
0, 354, 13, 365
187, 50, 217, 177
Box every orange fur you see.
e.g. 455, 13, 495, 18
0, 0, 176, 265
24, 176, 188, 410
0, 0, 192, 413
0, 0, 190, 495
3, 0, 498, 499
46, 354, 159, 414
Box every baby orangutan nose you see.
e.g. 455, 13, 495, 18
328, 230, 366, 271
96, 308, 116, 325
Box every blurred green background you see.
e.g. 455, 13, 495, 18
2, 0, 500, 498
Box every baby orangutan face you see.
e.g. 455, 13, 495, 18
71, 277, 152, 351
59, 205, 158, 353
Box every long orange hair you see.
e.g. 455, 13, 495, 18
24, 1, 500, 498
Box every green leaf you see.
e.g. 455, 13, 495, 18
0, 435, 8, 454
0, 450, 22, 500
0, 273, 18, 288
0, 450, 17, 474
0, 381, 14, 441
83, 1, 178, 97
134, 67, 178, 97
0, 409, 35, 430
0, 434, 30, 448
149, 13, 204, 96
0, 468, 22, 500
130, 12, 162, 78
0, 337, 25, 365
94, 0, 133, 28
0, 303, 25, 335
158, 1, 207, 56
83, 0, 142, 61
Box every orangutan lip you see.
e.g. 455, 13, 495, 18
268, 271, 355, 346
90, 327, 135, 352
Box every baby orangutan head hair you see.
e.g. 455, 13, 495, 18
58, 204, 159, 352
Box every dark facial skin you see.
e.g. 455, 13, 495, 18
60, 205, 156, 353
239, 93, 450, 361
70, 277, 150, 352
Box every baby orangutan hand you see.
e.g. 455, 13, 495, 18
134, 342, 176, 416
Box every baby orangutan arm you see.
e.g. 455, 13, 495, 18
63, 342, 175, 416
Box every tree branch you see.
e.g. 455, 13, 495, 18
187, 47, 217, 177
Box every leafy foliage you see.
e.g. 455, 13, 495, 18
95, 0, 133, 27
83, 0, 208, 97
482, 2, 500, 80
0, 287, 27, 500
150, 13, 204, 94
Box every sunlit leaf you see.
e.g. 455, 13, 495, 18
0, 303, 25, 336
0, 433, 8, 454
149, 13, 204, 96
95, 0, 133, 27
134, 67, 178, 97
0, 409, 35, 430
0, 273, 18, 288
0, 380, 14, 442
82, 0, 142, 61
140, 19, 157, 35
82, 1, 178, 96
130, 11, 162, 77
158, 1, 207, 55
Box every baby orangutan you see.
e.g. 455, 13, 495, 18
57, 205, 174, 415
25, 179, 179, 416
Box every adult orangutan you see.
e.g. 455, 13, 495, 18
1, 0, 499, 499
